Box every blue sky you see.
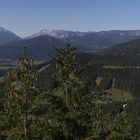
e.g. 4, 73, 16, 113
0, 0, 140, 37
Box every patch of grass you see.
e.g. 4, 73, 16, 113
0, 66, 15, 70
103, 65, 140, 70
109, 88, 133, 102
103, 65, 129, 69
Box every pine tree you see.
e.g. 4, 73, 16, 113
52, 41, 85, 113
34, 42, 89, 139
51, 42, 111, 139
1, 47, 38, 139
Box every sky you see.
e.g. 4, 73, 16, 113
1, 0, 140, 37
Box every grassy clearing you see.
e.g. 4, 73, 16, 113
93, 77, 133, 102
109, 88, 133, 102
103, 65, 129, 69
0, 66, 16, 70
103, 65, 140, 70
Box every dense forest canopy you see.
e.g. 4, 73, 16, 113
0, 43, 140, 140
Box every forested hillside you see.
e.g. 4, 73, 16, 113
102, 38, 140, 56
0, 44, 140, 139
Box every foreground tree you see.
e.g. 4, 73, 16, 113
0, 47, 38, 139
33, 42, 88, 139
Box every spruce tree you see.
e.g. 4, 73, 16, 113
34, 42, 88, 139
1, 47, 38, 139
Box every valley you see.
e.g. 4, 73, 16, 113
1, 27, 140, 139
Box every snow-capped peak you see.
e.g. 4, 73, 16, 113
0, 27, 5, 31
26, 29, 87, 39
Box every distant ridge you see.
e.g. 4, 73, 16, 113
27, 29, 140, 52
1, 27, 140, 59
102, 38, 140, 56
0, 26, 21, 46
0, 35, 65, 60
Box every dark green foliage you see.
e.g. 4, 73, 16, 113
107, 112, 136, 140
0, 44, 140, 139
49, 43, 88, 139
99, 74, 113, 90
0, 47, 38, 139
103, 37, 140, 56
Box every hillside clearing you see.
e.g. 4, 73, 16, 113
109, 88, 133, 102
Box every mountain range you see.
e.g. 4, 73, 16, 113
26, 29, 87, 39
27, 29, 140, 52
1, 27, 140, 59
